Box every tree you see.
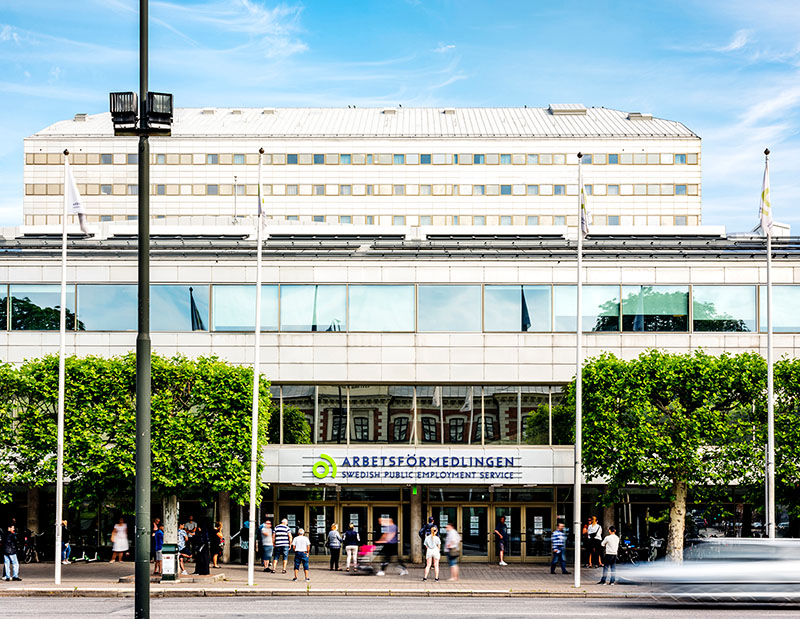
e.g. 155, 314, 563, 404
524, 402, 574, 445
268, 404, 312, 445
579, 350, 765, 561
10, 295, 84, 331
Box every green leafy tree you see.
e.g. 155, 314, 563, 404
579, 350, 765, 561
10, 295, 84, 331
268, 404, 312, 445
524, 402, 574, 445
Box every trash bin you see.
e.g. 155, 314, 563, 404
161, 543, 178, 581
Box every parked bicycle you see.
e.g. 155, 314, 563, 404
616, 537, 640, 566
22, 530, 44, 564
647, 535, 664, 562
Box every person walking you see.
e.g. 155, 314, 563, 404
444, 522, 461, 581
550, 520, 569, 575
494, 515, 508, 566
273, 518, 292, 574
292, 527, 311, 582
177, 522, 190, 575
587, 516, 604, 568
327, 523, 342, 571
376, 517, 408, 576
422, 525, 441, 582
151, 517, 161, 564
110, 517, 129, 563
342, 522, 360, 572
260, 518, 274, 572
2, 525, 20, 581
193, 522, 210, 576
153, 522, 164, 575
61, 520, 71, 565
211, 521, 224, 568
597, 526, 620, 585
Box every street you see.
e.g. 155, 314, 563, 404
2, 597, 800, 618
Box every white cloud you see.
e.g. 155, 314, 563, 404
432, 43, 456, 54
0, 25, 20, 43
715, 29, 750, 52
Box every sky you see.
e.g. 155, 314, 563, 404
1, 0, 799, 231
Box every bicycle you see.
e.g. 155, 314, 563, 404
647, 535, 664, 562
22, 530, 44, 564
616, 538, 640, 567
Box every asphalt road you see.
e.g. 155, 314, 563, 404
2, 597, 800, 618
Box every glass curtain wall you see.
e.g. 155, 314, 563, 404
211, 285, 278, 331
151, 285, 210, 331
280, 284, 346, 331
553, 285, 620, 332
621, 285, 689, 331
693, 285, 755, 332
759, 285, 800, 332
418, 285, 481, 332
10, 284, 78, 330
0, 285, 7, 330
77, 284, 136, 331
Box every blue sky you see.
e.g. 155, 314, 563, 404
1, 0, 799, 230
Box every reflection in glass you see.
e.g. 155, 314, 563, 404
759, 285, 800, 332
484, 285, 551, 332
315, 385, 350, 444
348, 285, 414, 332
77, 285, 136, 331
418, 285, 481, 332
693, 286, 755, 332
10, 285, 79, 330
553, 285, 620, 331
211, 285, 277, 331
621, 285, 689, 332
151, 285, 209, 332
280, 285, 345, 331
0, 285, 6, 330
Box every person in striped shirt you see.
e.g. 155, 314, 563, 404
550, 520, 569, 575
273, 518, 293, 574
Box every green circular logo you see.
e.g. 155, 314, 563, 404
312, 453, 337, 479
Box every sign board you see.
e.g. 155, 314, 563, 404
262, 445, 574, 486
534, 516, 544, 535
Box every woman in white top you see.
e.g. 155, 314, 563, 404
111, 517, 129, 563
587, 516, 604, 568
422, 526, 441, 582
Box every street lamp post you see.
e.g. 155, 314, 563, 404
109, 1, 172, 617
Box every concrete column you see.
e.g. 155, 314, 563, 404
603, 503, 615, 533
163, 495, 178, 544
27, 486, 40, 533
219, 491, 231, 564
410, 486, 422, 563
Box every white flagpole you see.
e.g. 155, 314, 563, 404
247, 148, 265, 586
763, 148, 776, 539
574, 152, 584, 588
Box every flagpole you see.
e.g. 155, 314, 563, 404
574, 152, 584, 588
54, 149, 71, 585
764, 148, 776, 540
247, 147, 265, 586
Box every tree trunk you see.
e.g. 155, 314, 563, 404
603, 503, 615, 533
666, 479, 687, 563
27, 486, 40, 533
163, 495, 178, 545
219, 491, 231, 564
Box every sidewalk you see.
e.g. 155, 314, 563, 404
0, 560, 641, 598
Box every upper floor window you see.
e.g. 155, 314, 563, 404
394, 154, 405, 165
156, 154, 166, 164
233, 154, 245, 164
353, 417, 370, 441
313, 154, 324, 164
340, 154, 352, 164
287, 154, 298, 164
554, 185, 566, 195
421, 417, 438, 442
527, 154, 539, 164
675, 154, 687, 164
554, 215, 566, 226
392, 417, 409, 442
393, 215, 406, 226
100, 154, 113, 165
420, 154, 432, 164
449, 418, 465, 443
500, 185, 512, 196
207, 154, 219, 164
608, 154, 619, 164
473, 154, 485, 164
127, 153, 138, 165
581, 154, 593, 164
500, 154, 511, 164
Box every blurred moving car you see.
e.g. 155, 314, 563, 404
622, 538, 800, 603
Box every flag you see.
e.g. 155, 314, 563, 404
459, 387, 473, 412
432, 386, 442, 407
64, 158, 89, 234
521, 287, 531, 332
580, 184, 591, 238
189, 287, 205, 331
760, 156, 772, 236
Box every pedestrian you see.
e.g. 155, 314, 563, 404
418, 515, 436, 541
153, 523, 164, 575
597, 526, 620, 585
61, 520, 71, 565
587, 516, 603, 568
327, 523, 342, 571
273, 518, 292, 574
110, 517, 129, 563
151, 517, 160, 563
444, 522, 461, 581
184, 514, 197, 553
211, 521, 224, 568
343, 522, 360, 572
550, 520, 569, 575
2, 525, 20, 581
177, 522, 190, 575
291, 527, 311, 582
193, 522, 210, 576
422, 525, 441, 582
260, 518, 274, 572
377, 517, 408, 576
494, 515, 508, 566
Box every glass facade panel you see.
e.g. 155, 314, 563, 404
417, 285, 481, 332
11, 284, 78, 330
0, 285, 6, 330
484, 285, 551, 332
348, 285, 414, 332
759, 285, 800, 332
621, 285, 689, 331
78, 284, 136, 331
211, 285, 278, 331
553, 285, 620, 332
151, 285, 209, 331
693, 285, 755, 332
280, 285, 345, 332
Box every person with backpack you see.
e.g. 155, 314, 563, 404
586, 515, 604, 568
342, 523, 360, 572
418, 516, 435, 543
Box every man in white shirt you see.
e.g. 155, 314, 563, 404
292, 527, 311, 582
597, 525, 620, 585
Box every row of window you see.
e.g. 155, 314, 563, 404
28, 152, 700, 167
1, 284, 794, 333
27, 182, 701, 198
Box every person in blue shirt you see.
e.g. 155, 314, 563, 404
153, 523, 164, 576
550, 520, 569, 575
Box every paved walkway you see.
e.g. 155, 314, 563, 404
1, 560, 637, 597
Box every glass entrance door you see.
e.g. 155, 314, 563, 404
278, 505, 304, 536
525, 506, 553, 558
435, 506, 458, 534
461, 506, 488, 557
494, 506, 522, 561
341, 505, 368, 543
371, 506, 399, 546
308, 504, 335, 556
